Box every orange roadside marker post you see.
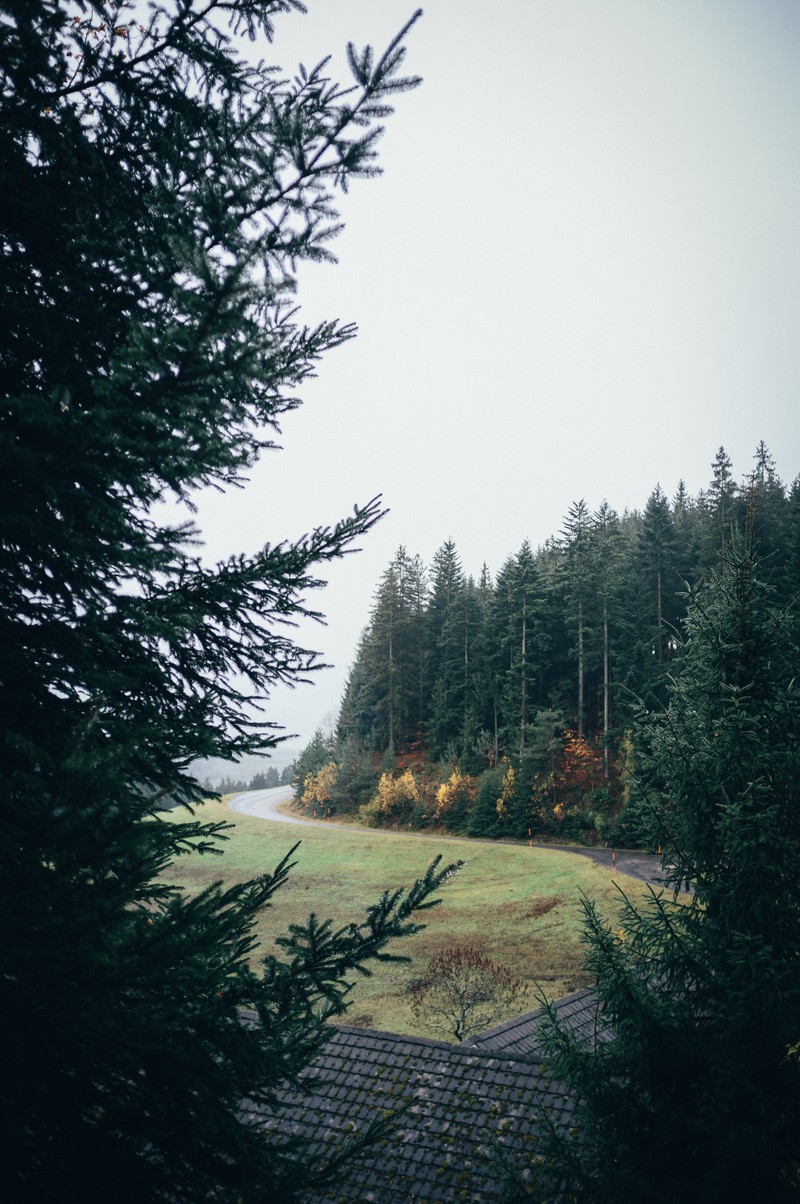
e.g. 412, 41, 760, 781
612, 849, 617, 876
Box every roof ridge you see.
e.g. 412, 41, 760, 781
329, 1023, 546, 1067
459, 985, 597, 1047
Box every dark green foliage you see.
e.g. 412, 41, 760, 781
494, 541, 548, 758
426, 540, 468, 756
629, 483, 681, 701
786, 476, 800, 634
559, 499, 594, 737
327, 450, 799, 843
249, 766, 282, 790
0, 3, 462, 1200
338, 547, 428, 752
534, 532, 800, 1202
467, 765, 505, 838
329, 736, 378, 814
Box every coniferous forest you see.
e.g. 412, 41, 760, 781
294, 443, 800, 846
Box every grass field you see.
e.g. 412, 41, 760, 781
162, 799, 650, 1039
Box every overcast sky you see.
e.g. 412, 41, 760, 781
193, 0, 800, 777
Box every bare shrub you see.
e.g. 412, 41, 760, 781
409, 946, 531, 1041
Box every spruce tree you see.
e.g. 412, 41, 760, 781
0, 4, 462, 1200
351, 547, 428, 752
494, 542, 546, 758
749, 440, 790, 587
559, 499, 595, 738
590, 500, 623, 780
536, 528, 800, 1202
426, 539, 467, 756
629, 484, 679, 702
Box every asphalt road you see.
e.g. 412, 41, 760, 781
228, 785, 301, 821
556, 845, 672, 888
227, 787, 670, 890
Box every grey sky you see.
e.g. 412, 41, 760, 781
191, 0, 800, 775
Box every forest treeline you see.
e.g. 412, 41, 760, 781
207, 764, 294, 796
294, 443, 800, 845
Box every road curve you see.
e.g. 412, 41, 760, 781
226, 787, 669, 889
227, 786, 308, 823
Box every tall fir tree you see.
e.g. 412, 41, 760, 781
0, 5, 462, 1200
696, 445, 739, 577
748, 440, 789, 589
630, 484, 679, 702
459, 572, 486, 764
559, 499, 595, 737
467, 562, 501, 766
425, 539, 467, 756
590, 500, 623, 779
493, 541, 546, 759
786, 474, 800, 630
344, 547, 428, 752
670, 478, 700, 589
536, 529, 800, 1202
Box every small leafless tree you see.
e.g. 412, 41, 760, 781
409, 946, 531, 1041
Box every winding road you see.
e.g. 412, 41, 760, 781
228, 785, 303, 822
227, 787, 670, 889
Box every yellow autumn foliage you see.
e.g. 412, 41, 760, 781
359, 770, 420, 826
300, 760, 337, 809
434, 769, 472, 821
495, 761, 516, 822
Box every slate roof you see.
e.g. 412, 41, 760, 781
251, 1024, 573, 1202
461, 987, 603, 1059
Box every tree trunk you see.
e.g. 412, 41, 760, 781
577, 598, 585, 738
603, 600, 610, 780
520, 602, 527, 757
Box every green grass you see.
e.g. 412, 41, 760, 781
162, 798, 649, 1039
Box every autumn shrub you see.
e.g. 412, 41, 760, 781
359, 769, 422, 827
299, 760, 337, 814
494, 758, 517, 831
409, 945, 531, 1042
433, 768, 475, 832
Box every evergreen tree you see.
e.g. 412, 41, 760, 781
460, 572, 489, 767
629, 484, 679, 702
329, 734, 378, 815
537, 533, 800, 1202
337, 629, 377, 746
696, 445, 739, 577
494, 541, 546, 759
248, 767, 281, 789
590, 501, 623, 778
349, 547, 428, 751
425, 539, 467, 756
533, 538, 572, 730
786, 475, 800, 627
0, 5, 461, 1200
748, 440, 789, 589
708, 445, 738, 535
467, 763, 506, 839
669, 478, 697, 581
469, 562, 502, 765
559, 499, 595, 737
514, 707, 564, 838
